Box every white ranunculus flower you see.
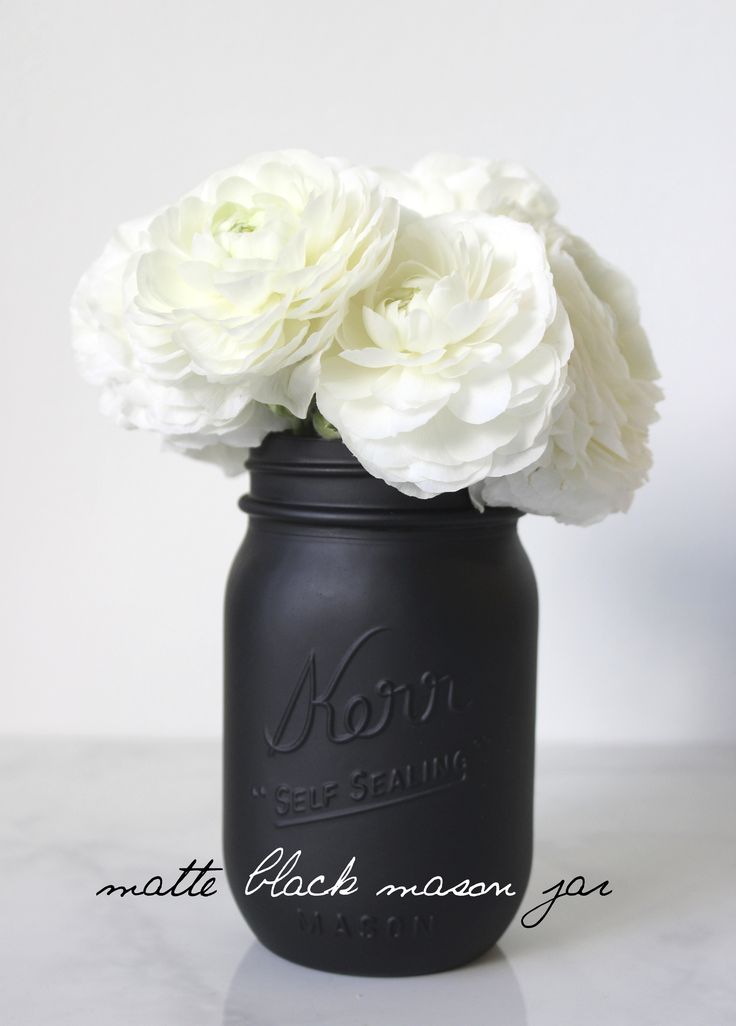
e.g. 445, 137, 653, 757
375, 153, 558, 226
476, 227, 663, 523
316, 210, 573, 499
72, 150, 399, 468
381, 154, 663, 522
71, 220, 287, 472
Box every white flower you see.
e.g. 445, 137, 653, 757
71, 150, 399, 467
476, 228, 663, 523
316, 210, 573, 499
376, 153, 558, 225
71, 220, 286, 471
380, 154, 662, 522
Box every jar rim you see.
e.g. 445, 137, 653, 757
241, 432, 521, 529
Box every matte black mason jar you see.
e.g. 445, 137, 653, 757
224, 433, 538, 976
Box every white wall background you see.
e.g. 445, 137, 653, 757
2, 0, 734, 742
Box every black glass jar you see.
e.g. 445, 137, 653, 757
224, 433, 537, 976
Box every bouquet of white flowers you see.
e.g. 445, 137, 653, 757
71, 150, 662, 524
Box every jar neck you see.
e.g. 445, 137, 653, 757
239, 433, 520, 530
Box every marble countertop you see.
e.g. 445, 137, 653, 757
1, 738, 733, 1025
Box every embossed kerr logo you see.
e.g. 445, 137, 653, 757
264, 627, 469, 756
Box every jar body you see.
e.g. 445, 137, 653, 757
224, 435, 538, 976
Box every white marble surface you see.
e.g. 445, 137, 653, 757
1, 738, 734, 1025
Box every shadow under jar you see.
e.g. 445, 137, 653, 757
223, 433, 538, 976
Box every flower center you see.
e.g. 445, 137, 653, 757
387, 285, 420, 312
211, 201, 262, 237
